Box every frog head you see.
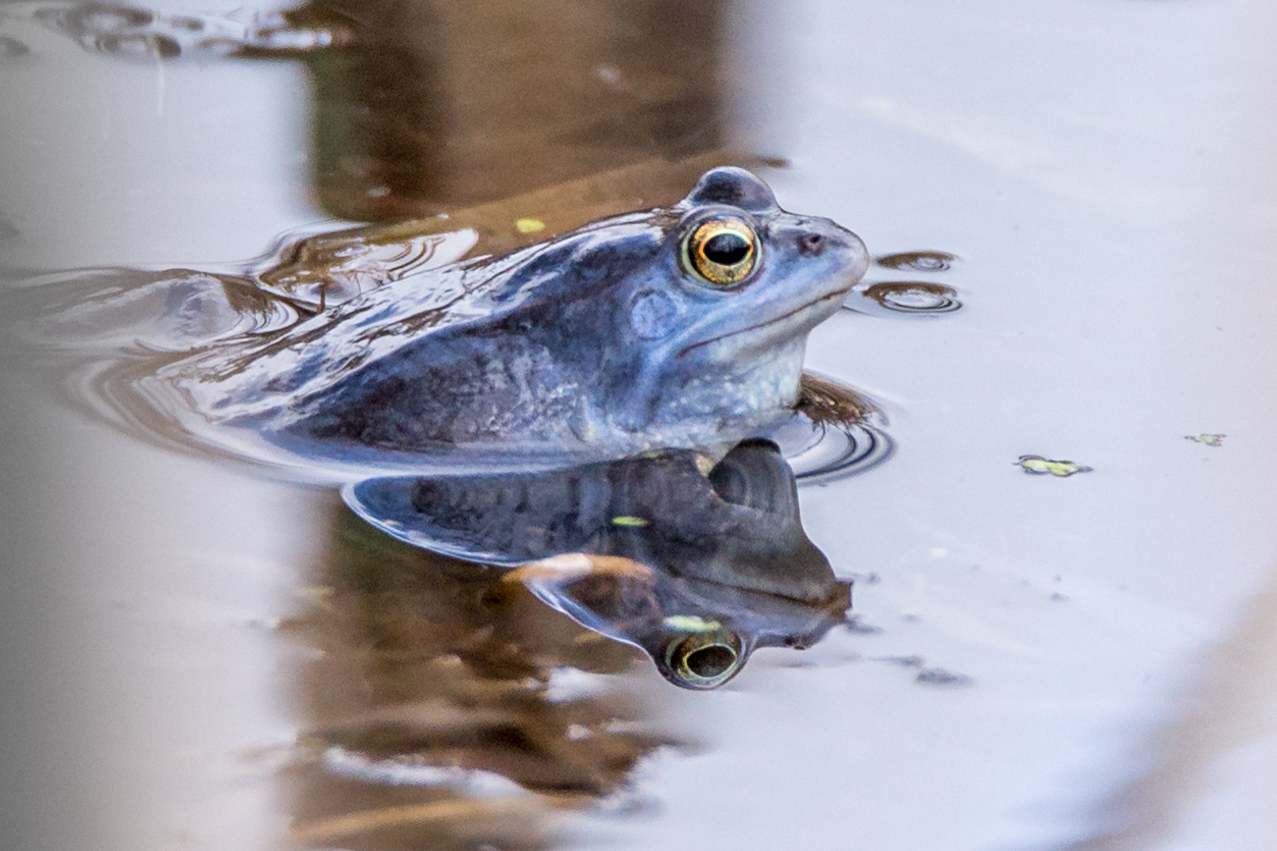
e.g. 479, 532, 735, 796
601, 167, 868, 441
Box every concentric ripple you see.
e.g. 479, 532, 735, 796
774, 372, 895, 483
844, 281, 962, 317
875, 250, 958, 272
26, 2, 337, 60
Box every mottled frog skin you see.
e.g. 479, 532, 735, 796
149, 167, 869, 474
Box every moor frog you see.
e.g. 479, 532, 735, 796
47, 167, 870, 475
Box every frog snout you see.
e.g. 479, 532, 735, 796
798, 232, 827, 256
794, 217, 864, 258
793, 218, 869, 283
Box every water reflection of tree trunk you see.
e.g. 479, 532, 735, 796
282, 502, 674, 850
276, 5, 729, 844
299, 0, 727, 221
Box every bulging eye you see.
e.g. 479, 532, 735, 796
682, 218, 760, 287
662, 628, 745, 689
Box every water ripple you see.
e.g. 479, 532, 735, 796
875, 250, 959, 272
26, 2, 337, 61
845, 280, 962, 317
779, 373, 894, 483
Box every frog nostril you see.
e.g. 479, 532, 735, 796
798, 232, 826, 256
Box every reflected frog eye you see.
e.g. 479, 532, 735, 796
682, 218, 760, 287
662, 628, 745, 689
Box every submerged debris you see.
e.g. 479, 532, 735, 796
1016, 455, 1093, 477
0, 35, 27, 58
915, 668, 974, 688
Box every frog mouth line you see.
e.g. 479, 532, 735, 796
676, 287, 853, 358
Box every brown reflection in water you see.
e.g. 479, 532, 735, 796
843, 280, 962, 317
863, 281, 961, 313
875, 250, 959, 272
17, 1, 757, 278
259, 150, 748, 306
796, 372, 883, 427
297, 0, 730, 221
18, 0, 749, 227
280, 502, 673, 850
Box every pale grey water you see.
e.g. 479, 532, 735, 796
3, 1, 1277, 849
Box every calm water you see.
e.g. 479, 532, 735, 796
4, 1, 1277, 850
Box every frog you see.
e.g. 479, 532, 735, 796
63, 166, 870, 476
346, 439, 852, 689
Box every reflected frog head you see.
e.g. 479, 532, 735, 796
508, 554, 850, 690
346, 440, 853, 689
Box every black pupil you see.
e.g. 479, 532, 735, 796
703, 232, 751, 266
685, 644, 736, 678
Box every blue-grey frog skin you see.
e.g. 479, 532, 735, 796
150, 167, 869, 475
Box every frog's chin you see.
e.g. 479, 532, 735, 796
675, 286, 852, 361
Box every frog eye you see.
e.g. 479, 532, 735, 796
662, 628, 745, 689
682, 218, 760, 287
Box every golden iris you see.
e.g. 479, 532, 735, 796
664, 628, 744, 689
682, 218, 759, 287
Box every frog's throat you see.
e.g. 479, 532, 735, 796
613, 339, 805, 434
674, 287, 852, 359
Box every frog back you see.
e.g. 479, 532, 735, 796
146, 214, 667, 468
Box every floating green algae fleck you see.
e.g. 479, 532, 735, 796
1016, 455, 1093, 477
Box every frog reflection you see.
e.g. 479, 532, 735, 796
510, 553, 849, 690
346, 440, 852, 689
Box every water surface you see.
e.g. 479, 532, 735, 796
4, 1, 1277, 850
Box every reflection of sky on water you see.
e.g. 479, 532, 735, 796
709, 3, 1277, 850
3, 1, 1277, 850
0, 6, 314, 268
